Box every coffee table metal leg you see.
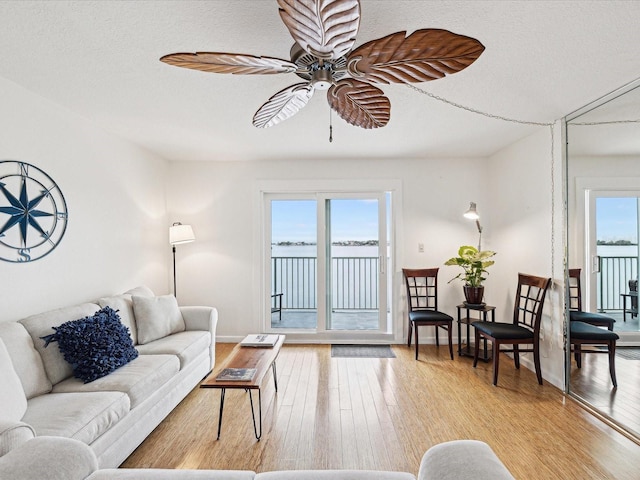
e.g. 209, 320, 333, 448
248, 389, 262, 441
272, 362, 278, 392
216, 388, 226, 440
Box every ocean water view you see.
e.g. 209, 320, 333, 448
274, 244, 639, 260
272, 244, 379, 257
597, 245, 638, 257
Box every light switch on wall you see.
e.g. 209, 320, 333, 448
418, 243, 424, 253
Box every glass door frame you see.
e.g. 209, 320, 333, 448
572, 178, 640, 345
256, 179, 402, 344
322, 192, 388, 332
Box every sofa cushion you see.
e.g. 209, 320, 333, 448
0, 322, 52, 398
41, 307, 139, 383
135, 331, 211, 369
97, 286, 154, 346
0, 339, 28, 421
22, 391, 130, 445
51, 354, 180, 409
124, 285, 155, 298
20, 303, 101, 385
97, 295, 138, 345
133, 295, 186, 345
0, 420, 34, 457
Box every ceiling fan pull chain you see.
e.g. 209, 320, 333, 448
329, 108, 333, 143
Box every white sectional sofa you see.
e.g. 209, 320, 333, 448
0, 286, 217, 469
0, 434, 515, 479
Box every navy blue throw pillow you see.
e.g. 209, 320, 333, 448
42, 306, 138, 383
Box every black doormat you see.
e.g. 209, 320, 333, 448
617, 348, 640, 360
595, 347, 640, 360
331, 344, 396, 358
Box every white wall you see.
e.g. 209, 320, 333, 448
167, 157, 490, 342
487, 123, 565, 388
0, 77, 170, 322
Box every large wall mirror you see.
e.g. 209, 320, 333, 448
565, 77, 640, 441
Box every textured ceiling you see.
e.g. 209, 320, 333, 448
567, 81, 640, 157
1, 0, 639, 162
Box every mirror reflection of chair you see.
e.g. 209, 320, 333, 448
569, 320, 618, 388
568, 268, 615, 330
472, 273, 551, 386
402, 268, 454, 361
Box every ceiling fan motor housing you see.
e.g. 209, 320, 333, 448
290, 42, 347, 90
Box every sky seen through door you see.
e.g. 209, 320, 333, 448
271, 198, 635, 244
271, 199, 379, 244
597, 198, 638, 244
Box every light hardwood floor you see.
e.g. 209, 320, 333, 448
570, 348, 640, 436
122, 343, 640, 479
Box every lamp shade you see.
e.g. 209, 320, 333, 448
463, 202, 480, 220
169, 223, 195, 245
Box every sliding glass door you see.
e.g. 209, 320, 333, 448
266, 191, 390, 335
587, 193, 640, 338
270, 198, 318, 329
325, 196, 387, 330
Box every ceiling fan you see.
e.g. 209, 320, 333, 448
160, 0, 485, 129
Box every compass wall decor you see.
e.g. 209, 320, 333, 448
0, 161, 68, 263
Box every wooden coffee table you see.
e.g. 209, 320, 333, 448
201, 334, 285, 441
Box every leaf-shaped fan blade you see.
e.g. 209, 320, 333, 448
160, 52, 298, 75
327, 79, 390, 129
253, 83, 315, 128
277, 0, 360, 60
346, 29, 485, 84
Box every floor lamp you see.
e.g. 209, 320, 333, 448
464, 202, 483, 251
169, 222, 195, 297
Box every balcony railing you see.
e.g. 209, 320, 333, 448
272, 255, 638, 313
597, 256, 638, 310
272, 256, 379, 310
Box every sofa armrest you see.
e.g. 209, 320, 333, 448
0, 419, 35, 456
180, 306, 218, 333
180, 306, 218, 370
418, 440, 514, 480
0, 436, 98, 480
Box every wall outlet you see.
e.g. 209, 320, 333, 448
418, 243, 424, 253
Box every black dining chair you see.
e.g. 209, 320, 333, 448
472, 273, 551, 386
403, 268, 454, 360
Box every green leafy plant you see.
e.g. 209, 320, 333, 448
444, 245, 496, 287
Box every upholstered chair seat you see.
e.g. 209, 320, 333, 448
472, 322, 533, 340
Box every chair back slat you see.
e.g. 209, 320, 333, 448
403, 268, 439, 312
568, 268, 582, 311
513, 273, 551, 331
